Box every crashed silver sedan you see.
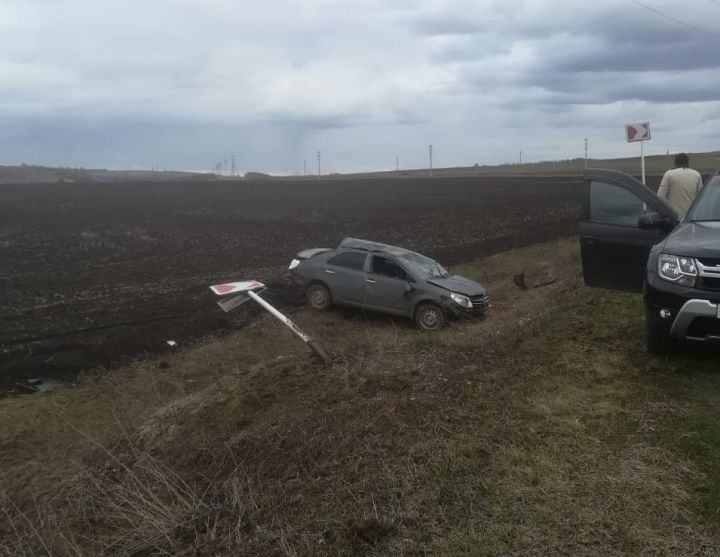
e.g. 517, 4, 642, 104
289, 238, 489, 331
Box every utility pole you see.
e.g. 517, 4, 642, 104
303, 159, 307, 176
231, 155, 237, 177
519, 151, 522, 164
584, 138, 588, 168
317, 151, 321, 177
396, 155, 399, 171
428, 144, 433, 177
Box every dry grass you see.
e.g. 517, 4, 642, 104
2, 237, 719, 555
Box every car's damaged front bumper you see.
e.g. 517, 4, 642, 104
445, 293, 490, 319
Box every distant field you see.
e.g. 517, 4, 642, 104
343, 150, 720, 179
0, 164, 200, 184
3, 150, 719, 184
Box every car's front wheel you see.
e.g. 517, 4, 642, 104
415, 303, 445, 331
307, 283, 332, 311
645, 307, 675, 356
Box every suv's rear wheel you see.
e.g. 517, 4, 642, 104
307, 283, 331, 311
645, 307, 675, 356
415, 303, 445, 331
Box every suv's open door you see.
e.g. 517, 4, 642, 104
580, 169, 677, 292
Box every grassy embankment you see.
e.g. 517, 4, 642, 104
1, 238, 719, 555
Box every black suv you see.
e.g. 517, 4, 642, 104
580, 169, 720, 354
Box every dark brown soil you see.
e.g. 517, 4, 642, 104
0, 176, 582, 387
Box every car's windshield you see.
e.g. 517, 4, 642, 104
399, 252, 449, 279
688, 176, 720, 222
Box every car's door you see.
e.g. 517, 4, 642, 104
322, 250, 368, 305
580, 169, 677, 292
362, 255, 415, 316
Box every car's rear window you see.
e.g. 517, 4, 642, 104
328, 251, 366, 271
689, 176, 720, 222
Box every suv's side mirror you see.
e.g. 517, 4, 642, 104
638, 212, 676, 233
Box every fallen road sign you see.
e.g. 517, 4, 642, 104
209, 280, 330, 366
210, 280, 265, 296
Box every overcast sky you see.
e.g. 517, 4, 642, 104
1, 0, 719, 173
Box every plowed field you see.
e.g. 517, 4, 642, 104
0, 176, 582, 387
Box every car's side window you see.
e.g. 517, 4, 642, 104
327, 251, 366, 271
371, 256, 408, 280
590, 180, 649, 226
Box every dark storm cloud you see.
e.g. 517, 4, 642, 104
525, 71, 720, 105
553, 40, 720, 73
417, 3, 720, 75
539, 9, 720, 74
446, 1, 720, 107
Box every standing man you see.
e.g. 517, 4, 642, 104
657, 153, 704, 218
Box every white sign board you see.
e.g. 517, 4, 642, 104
208, 279, 330, 366
209, 280, 265, 296
625, 122, 651, 143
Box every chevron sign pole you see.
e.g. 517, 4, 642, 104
209, 280, 330, 366
626, 122, 651, 185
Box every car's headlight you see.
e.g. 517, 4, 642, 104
658, 254, 697, 287
450, 292, 473, 309
288, 258, 301, 270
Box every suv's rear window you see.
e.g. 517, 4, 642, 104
328, 251, 366, 271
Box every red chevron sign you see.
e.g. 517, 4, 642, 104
209, 280, 264, 296
625, 122, 651, 142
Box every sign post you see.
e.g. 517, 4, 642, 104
210, 280, 331, 366
625, 122, 651, 184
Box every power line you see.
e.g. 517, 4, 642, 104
629, 0, 720, 39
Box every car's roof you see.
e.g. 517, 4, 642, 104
339, 237, 411, 256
